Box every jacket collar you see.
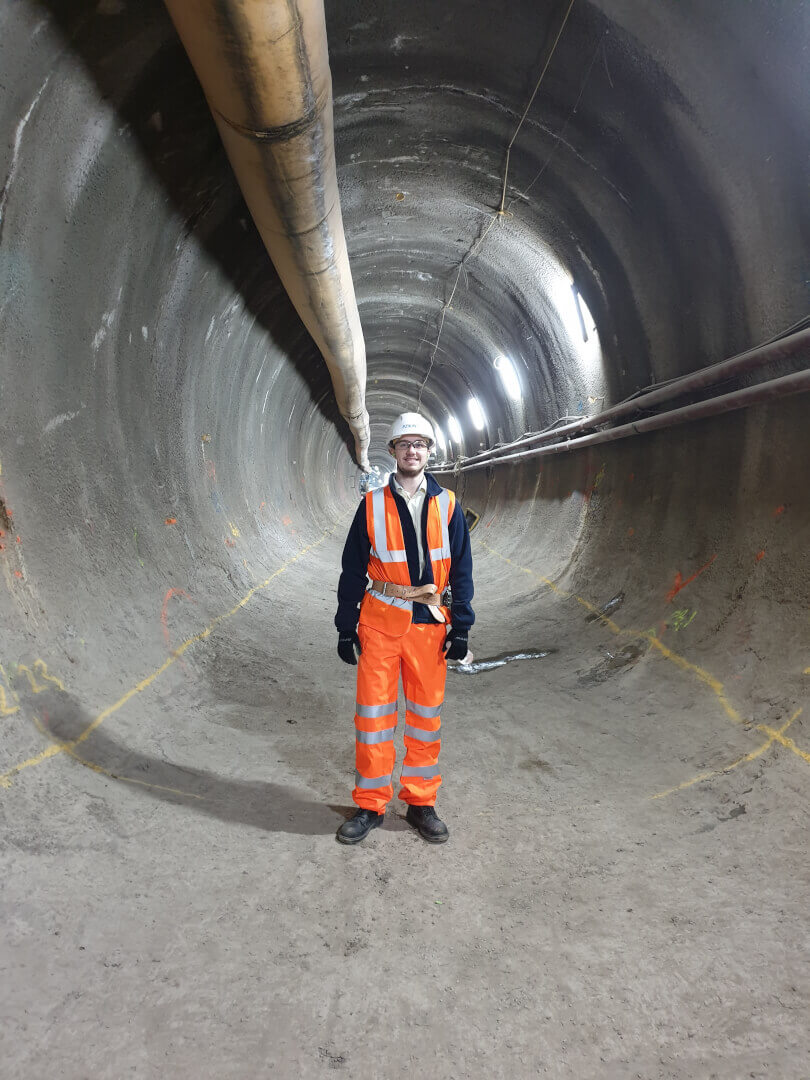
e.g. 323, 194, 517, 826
387, 472, 443, 497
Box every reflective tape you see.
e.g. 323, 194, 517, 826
355, 770, 392, 789
434, 489, 452, 560
405, 698, 443, 719
429, 546, 451, 561
355, 701, 397, 719
355, 726, 396, 745
371, 487, 407, 564
368, 588, 412, 612
404, 724, 440, 743
401, 765, 440, 779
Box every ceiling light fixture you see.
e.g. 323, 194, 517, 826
493, 354, 522, 401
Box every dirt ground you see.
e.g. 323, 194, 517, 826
2, 535, 808, 1079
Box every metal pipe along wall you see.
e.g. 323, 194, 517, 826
162, 0, 371, 469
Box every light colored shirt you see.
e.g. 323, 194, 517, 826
393, 475, 427, 577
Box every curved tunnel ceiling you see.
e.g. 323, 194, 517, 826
1, 1, 809, 1073
1, 0, 807, 523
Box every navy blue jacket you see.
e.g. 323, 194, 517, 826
335, 473, 475, 634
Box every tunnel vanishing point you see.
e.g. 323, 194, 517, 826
1, 1, 809, 1077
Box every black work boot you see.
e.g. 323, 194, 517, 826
405, 804, 449, 844
336, 808, 384, 845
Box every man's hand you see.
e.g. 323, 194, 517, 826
443, 629, 468, 662
337, 630, 362, 665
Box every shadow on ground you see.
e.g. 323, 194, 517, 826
34, 690, 346, 837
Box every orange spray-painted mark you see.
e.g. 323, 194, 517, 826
755, 550, 765, 562
225, 537, 236, 547
773, 505, 785, 517
666, 554, 718, 603
14, 570, 23, 579
282, 516, 293, 527
627, 527, 635, 537
164, 517, 177, 526
161, 587, 196, 673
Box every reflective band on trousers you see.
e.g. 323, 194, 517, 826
371, 486, 407, 564
404, 724, 440, 743
355, 726, 396, 745
356, 700, 397, 718
355, 770, 393, 789
401, 765, 440, 778
405, 698, 442, 718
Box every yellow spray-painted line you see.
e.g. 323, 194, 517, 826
31, 715, 203, 801
16, 659, 66, 694
0, 532, 332, 789
650, 709, 802, 800
478, 540, 809, 785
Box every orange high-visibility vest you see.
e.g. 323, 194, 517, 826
358, 483, 456, 636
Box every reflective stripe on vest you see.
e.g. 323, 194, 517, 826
370, 486, 407, 564
369, 589, 412, 613
428, 488, 451, 561
361, 481, 455, 634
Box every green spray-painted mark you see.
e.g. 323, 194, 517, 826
672, 608, 697, 632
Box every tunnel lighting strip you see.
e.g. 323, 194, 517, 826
436, 366, 810, 474
455, 325, 810, 469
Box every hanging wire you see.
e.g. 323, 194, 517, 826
508, 31, 605, 212
414, 0, 579, 410
498, 0, 578, 214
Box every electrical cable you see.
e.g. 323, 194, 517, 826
413, 0, 579, 409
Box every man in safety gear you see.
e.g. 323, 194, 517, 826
334, 411, 475, 845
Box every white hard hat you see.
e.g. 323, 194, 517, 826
388, 412, 435, 449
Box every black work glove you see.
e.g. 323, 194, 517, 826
337, 630, 362, 665
443, 629, 469, 662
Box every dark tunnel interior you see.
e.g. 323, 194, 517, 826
1, 1, 809, 1075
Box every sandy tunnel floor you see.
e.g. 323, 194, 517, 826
1, 535, 809, 1079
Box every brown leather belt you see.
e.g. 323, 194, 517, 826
369, 581, 442, 606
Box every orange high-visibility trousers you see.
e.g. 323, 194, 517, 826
353, 621, 448, 814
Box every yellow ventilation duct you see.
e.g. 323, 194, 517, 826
163, 0, 371, 469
